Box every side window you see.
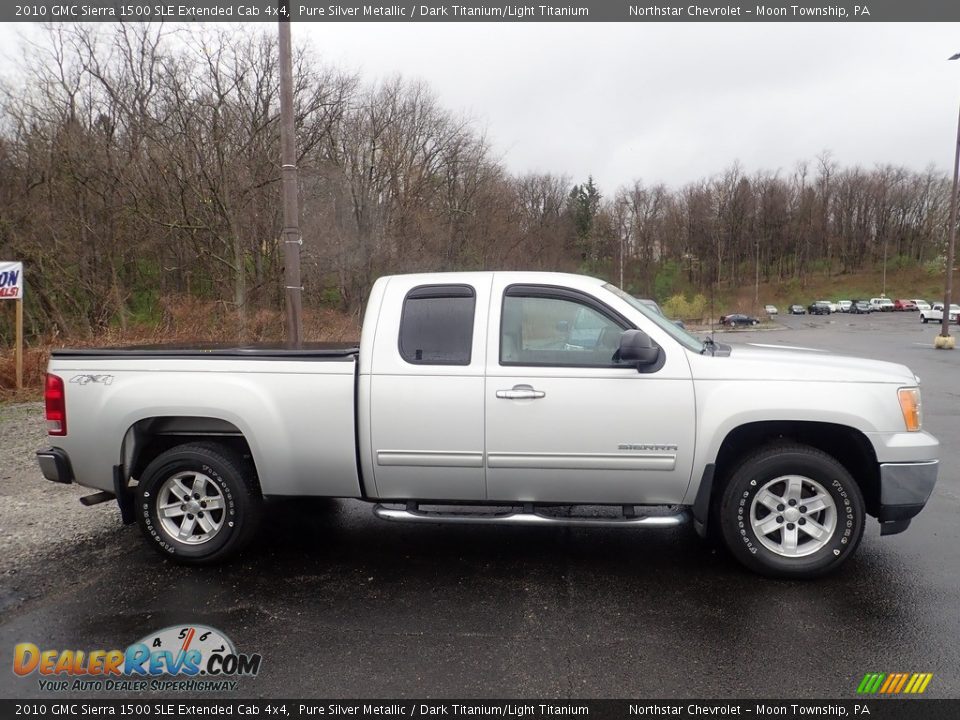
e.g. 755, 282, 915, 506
500, 293, 627, 367
399, 285, 476, 365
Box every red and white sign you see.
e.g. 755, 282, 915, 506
0, 261, 22, 299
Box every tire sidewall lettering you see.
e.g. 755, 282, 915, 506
140, 457, 238, 557
724, 450, 866, 576
736, 489, 757, 553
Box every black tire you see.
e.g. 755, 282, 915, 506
136, 442, 263, 564
718, 443, 865, 579
921, 315, 928, 324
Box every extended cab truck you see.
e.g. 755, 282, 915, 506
36, 272, 939, 578
919, 302, 960, 324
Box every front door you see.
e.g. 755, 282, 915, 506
484, 281, 695, 505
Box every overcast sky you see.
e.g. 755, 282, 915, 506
3, 21, 960, 192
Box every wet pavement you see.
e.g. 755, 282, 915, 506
2, 311, 958, 699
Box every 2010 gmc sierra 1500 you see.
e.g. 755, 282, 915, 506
36, 272, 939, 578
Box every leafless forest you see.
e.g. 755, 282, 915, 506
0, 24, 953, 343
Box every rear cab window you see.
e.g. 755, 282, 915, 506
399, 285, 476, 365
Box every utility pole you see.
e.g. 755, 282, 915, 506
279, 0, 303, 348
939, 52, 960, 344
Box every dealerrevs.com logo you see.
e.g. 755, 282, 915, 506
13, 624, 261, 692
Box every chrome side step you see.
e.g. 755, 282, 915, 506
372, 503, 690, 528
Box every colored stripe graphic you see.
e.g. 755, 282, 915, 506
879, 674, 896, 693
857, 673, 884, 694
856, 672, 932, 694
893, 674, 909, 693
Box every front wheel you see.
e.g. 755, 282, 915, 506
921, 315, 928, 324
136, 442, 263, 564
718, 443, 865, 579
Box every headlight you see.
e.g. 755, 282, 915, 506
898, 387, 922, 432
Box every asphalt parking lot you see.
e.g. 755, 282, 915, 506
1, 310, 958, 700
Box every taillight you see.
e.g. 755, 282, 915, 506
45, 374, 67, 436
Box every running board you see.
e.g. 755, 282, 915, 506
372, 503, 690, 528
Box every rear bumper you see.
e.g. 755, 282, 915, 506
36, 448, 74, 485
875, 459, 938, 536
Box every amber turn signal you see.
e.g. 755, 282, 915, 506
898, 387, 921, 432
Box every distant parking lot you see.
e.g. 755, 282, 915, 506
2, 312, 958, 699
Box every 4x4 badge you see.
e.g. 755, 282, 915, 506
70, 374, 114, 385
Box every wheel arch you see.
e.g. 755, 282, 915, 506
122, 416, 259, 485
700, 420, 880, 531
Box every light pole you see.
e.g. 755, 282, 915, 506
882, 236, 887, 297
938, 52, 960, 345
754, 238, 760, 314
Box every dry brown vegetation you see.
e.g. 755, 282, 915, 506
0, 24, 955, 395
0, 297, 360, 398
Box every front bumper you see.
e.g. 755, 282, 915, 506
36, 447, 74, 484
876, 459, 938, 535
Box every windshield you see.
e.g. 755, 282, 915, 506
602, 283, 705, 353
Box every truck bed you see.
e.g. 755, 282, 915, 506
46, 343, 362, 498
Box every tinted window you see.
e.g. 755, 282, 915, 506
603, 283, 703, 353
500, 294, 627, 367
399, 286, 475, 365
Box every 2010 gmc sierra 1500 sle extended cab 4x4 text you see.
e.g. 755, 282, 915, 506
36, 272, 939, 578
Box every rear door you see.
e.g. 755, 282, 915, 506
484, 279, 696, 505
366, 275, 491, 501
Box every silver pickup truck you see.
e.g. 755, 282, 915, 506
36, 272, 939, 578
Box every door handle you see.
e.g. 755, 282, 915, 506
496, 384, 546, 400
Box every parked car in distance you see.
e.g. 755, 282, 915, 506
920, 302, 960, 324
789, 304, 806, 315
913, 299, 931, 312
636, 298, 686, 329
893, 299, 917, 311
870, 297, 895, 312
719, 313, 759, 327
825, 300, 840, 313
636, 298, 663, 315
851, 301, 872, 314
764, 304, 778, 315
808, 302, 832, 315
837, 300, 852, 313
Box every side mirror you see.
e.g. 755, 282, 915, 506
617, 329, 661, 369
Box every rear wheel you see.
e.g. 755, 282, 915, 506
718, 443, 865, 579
136, 442, 262, 564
